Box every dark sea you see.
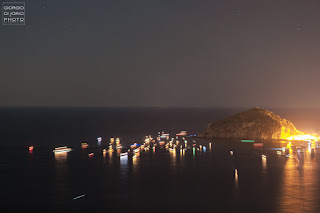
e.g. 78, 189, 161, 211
2, 107, 320, 213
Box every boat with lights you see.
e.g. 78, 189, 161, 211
120, 152, 128, 157
53, 146, 72, 153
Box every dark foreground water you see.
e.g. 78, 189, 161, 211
2, 108, 320, 213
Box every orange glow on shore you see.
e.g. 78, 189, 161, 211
286, 142, 292, 148
286, 134, 318, 141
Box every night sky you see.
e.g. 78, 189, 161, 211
1, 0, 320, 108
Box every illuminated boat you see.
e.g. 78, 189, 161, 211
116, 144, 123, 149
109, 144, 113, 151
160, 133, 170, 140
145, 136, 152, 143
53, 146, 72, 153
120, 152, 128, 157
130, 143, 138, 148
116, 138, 120, 145
133, 147, 140, 153
81, 143, 88, 149
110, 137, 115, 144
176, 131, 187, 136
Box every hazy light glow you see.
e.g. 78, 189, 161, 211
286, 134, 318, 141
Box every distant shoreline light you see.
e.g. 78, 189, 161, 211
241, 140, 255, 142
286, 134, 318, 141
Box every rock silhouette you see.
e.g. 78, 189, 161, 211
202, 107, 301, 140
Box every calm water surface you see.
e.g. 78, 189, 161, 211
2, 108, 320, 213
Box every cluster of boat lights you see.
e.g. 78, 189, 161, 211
28, 133, 318, 182
26, 134, 319, 201
27, 131, 209, 157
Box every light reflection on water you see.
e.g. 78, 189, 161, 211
132, 154, 139, 175
108, 149, 113, 165
234, 169, 238, 187
54, 152, 68, 165
278, 149, 318, 213
262, 156, 267, 174
120, 155, 129, 182
170, 148, 177, 167
11, 139, 320, 212
54, 152, 68, 203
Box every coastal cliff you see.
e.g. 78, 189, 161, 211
201, 107, 302, 140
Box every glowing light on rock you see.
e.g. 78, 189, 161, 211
286, 142, 292, 148
286, 134, 318, 141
